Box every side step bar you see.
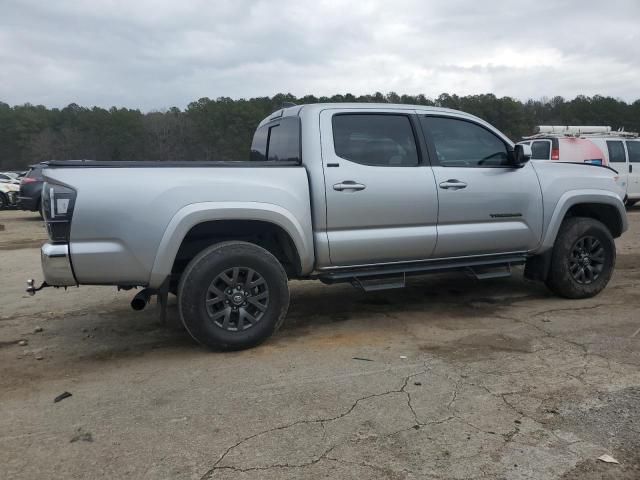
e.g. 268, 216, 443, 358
318, 254, 526, 291
352, 275, 406, 292
466, 264, 512, 280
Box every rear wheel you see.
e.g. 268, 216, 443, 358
178, 241, 289, 350
545, 217, 615, 299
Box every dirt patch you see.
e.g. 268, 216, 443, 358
559, 387, 640, 479
562, 448, 640, 480
419, 332, 534, 360
0, 239, 46, 250
616, 253, 640, 270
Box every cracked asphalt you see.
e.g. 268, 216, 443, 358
1, 208, 639, 479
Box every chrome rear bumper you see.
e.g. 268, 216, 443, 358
41, 243, 77, 286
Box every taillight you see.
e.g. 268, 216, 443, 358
42, 182, 77, 242
21, 177, 37, 184
551, 148, 560, 160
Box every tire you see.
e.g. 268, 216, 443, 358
545, 217, 615, 299
0, 192, 7, 210
178, 241, 289, 351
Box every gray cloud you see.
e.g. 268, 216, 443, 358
1, 0, 638, 110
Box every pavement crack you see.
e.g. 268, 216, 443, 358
447, 380, 461, 410
495, 313, 640, 369
203, 444, 338, 475
200, 363, 430, 478
531, 303, 621, 318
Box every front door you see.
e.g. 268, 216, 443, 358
419, 115, 544, 258
321, 109, 439, 266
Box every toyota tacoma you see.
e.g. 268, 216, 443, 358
29, 103, 628, 350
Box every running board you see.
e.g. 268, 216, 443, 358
318, 254, 526, 291
351, 275, 406, 292
466, 264, 512, 280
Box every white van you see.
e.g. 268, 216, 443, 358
519, 126, 640, 206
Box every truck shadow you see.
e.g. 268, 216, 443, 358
0, 271, 554, 389
283, 272, 551, 332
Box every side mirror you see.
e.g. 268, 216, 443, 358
512, 144, 532, 167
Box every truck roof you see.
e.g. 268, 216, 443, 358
261, 103, 485, 127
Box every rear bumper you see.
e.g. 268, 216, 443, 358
41, 243, 77, 286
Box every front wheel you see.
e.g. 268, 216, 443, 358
545, 217, 615, 299
178, 241, 289, 350
0, 193, 7, 209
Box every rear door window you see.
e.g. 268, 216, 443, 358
332, 114, 419, 167
626, 141, 640, 163
607, 141, 626, 163
531, 140, 551, 160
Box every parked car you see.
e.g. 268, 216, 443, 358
0, 181, 19, 209
29, 104, 627, 350
0, 172, 22, 184
518, 126, 640, 206
18, 165, 45, 216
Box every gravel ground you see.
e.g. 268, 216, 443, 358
1, 208, 639, 479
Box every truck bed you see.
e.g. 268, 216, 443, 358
42, 162, 314, 287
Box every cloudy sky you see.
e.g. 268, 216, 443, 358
1, 0, 639, 110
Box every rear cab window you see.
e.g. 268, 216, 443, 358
332, 114, 419, 167
250, 116, 301, 162
26, 167, 44, 179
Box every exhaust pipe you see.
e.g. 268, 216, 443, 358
131, 288, 153, 311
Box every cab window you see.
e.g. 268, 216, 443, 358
607, 141, 626, 163
332, 114, 419, 167
250, 116, 301, 162
420, 116, 509, 167
627, 141, 640, 163
531, 140, 551, 160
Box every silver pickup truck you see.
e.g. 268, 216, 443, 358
31, 103, 628, 350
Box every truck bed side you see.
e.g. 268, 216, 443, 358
42, 164, 314, 287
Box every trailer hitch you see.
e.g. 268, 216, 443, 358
26, 279, 49, 296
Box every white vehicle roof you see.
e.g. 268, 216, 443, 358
524, 125, 638, 139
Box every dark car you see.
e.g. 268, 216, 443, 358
18, 165, 45, 215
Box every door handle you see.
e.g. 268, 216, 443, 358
439, 179, 468, 190
333, 181, 366, 191
630, 165, 633, 173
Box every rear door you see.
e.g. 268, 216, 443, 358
625, 140, 640, 200
420, 115, 543, 258
321, 109, 438, 266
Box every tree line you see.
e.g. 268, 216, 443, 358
1, 92, 639, 170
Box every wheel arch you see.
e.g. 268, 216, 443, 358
540, 191, 627, 252
148, 202, 314, 288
